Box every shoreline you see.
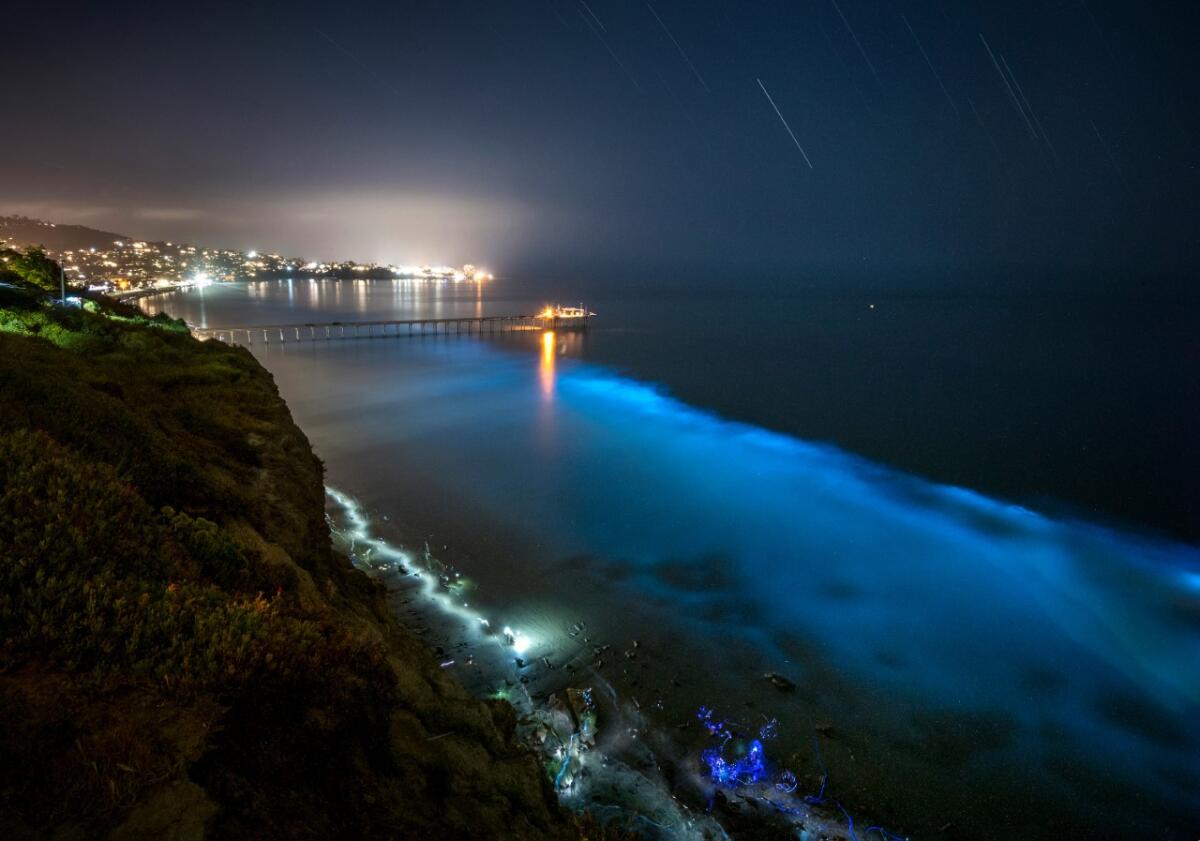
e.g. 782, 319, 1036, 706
325, 485, 890, 841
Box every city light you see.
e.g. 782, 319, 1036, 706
2, 214, 494, 300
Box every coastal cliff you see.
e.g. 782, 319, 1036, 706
0, 269, 590, 839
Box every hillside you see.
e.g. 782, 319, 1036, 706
0, 215, 133, 253
0, 252, 590, 839
0, 215, 484, 289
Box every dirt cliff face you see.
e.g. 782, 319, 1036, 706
0, 299, 582, 840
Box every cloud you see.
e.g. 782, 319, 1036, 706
134, 207, 210, 222
1, 200, 120, 223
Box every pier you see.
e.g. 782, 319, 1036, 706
191, 311, 592, 346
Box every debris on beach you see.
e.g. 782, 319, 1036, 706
764, 672, 796, 692
532, 686, 600, 792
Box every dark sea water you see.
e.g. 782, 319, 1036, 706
144, 278, 1200, 840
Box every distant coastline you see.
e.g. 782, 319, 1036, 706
1, 213, 492, 298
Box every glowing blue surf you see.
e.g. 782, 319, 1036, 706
554, 368, 1200, 710
259, 333, 1198, 835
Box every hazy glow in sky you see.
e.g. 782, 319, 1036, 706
3, 0, 1196, 283
3, 190, 545, 269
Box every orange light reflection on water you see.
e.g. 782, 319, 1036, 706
540, 331, 556, 396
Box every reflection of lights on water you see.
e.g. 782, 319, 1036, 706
540, 330, 556, 396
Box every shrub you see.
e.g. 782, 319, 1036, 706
0, 428, 388, 694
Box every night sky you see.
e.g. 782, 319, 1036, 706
5, 1, 1197, 287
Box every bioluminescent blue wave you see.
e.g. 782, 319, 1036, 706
554, 367, 1200, 711
304, 341, 1196, 834
265, 335, 1198, 835
147, 281, 1200, 838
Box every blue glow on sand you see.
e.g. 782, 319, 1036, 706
703, 738, 766, 787
695, 707, 905, 840
698, 707, 770, 787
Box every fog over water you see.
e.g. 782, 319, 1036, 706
145, 279, 1199, 840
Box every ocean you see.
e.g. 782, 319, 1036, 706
143, 277, 1199, 839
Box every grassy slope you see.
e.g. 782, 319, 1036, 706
0, 286, 583, 839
